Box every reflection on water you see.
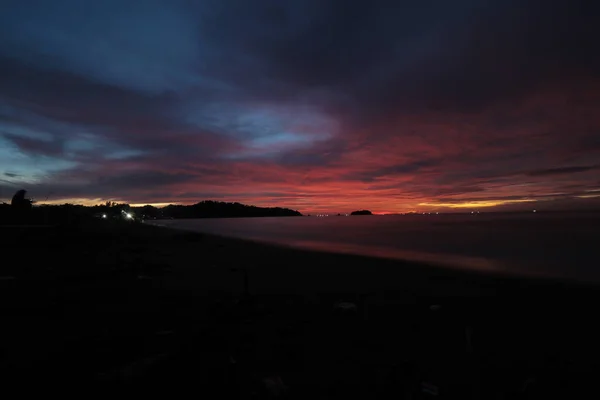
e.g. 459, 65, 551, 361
283, 239, 505, 273
155, 212, 600, 283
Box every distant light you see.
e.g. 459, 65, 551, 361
125, 213, 133, 219
102, 214, 107, 219
436, 212, 439, 215
533, 209, 536, 213
471, 211, 474, 214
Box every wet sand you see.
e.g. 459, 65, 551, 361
1, 220, 598, 397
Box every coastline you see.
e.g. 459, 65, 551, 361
1, 220, 598, 395
150, 219, 595, 287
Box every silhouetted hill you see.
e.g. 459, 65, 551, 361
350, 210, 373, 215
140, 201, 302, 219
0, 200, 301, 225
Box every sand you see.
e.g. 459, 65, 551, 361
1, 220, 598, 396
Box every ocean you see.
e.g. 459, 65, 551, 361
155, 212, 600, 283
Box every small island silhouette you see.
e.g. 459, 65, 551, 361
350, 210, 373, 215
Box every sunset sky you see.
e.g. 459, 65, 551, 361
1, 0, 599, 213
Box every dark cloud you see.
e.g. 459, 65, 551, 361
2, 133, 65, 157
527, 166, 598, 177
431, 186, 487, 197
0, 0, 599, 212
211, 0, 600, 116
94, 171, 200, 191
348, 160, 440, 183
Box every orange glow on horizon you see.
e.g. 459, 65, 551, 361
27, 196, 539, 214
418, 199, 536, 209
36, 198, 109, 206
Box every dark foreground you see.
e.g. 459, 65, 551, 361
1, 220, 599, 397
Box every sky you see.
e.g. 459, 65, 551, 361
1, 0, 599, 214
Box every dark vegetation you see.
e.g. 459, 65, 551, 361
0, 200, 131, 226
1, 194, 301, 226
158, 201, 302, 219
350, 210, 373, 215
10, 189, 33, 210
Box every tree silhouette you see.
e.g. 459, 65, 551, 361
11, 189, 33, 211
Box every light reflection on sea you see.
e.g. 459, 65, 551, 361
153, 212, 600, 283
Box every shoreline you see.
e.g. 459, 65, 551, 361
149, 220, 597, 289
1, 221, 599, 394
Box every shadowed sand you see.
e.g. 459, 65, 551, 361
1, 220, 598, 396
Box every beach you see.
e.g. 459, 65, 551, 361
1, 220, 598, 396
